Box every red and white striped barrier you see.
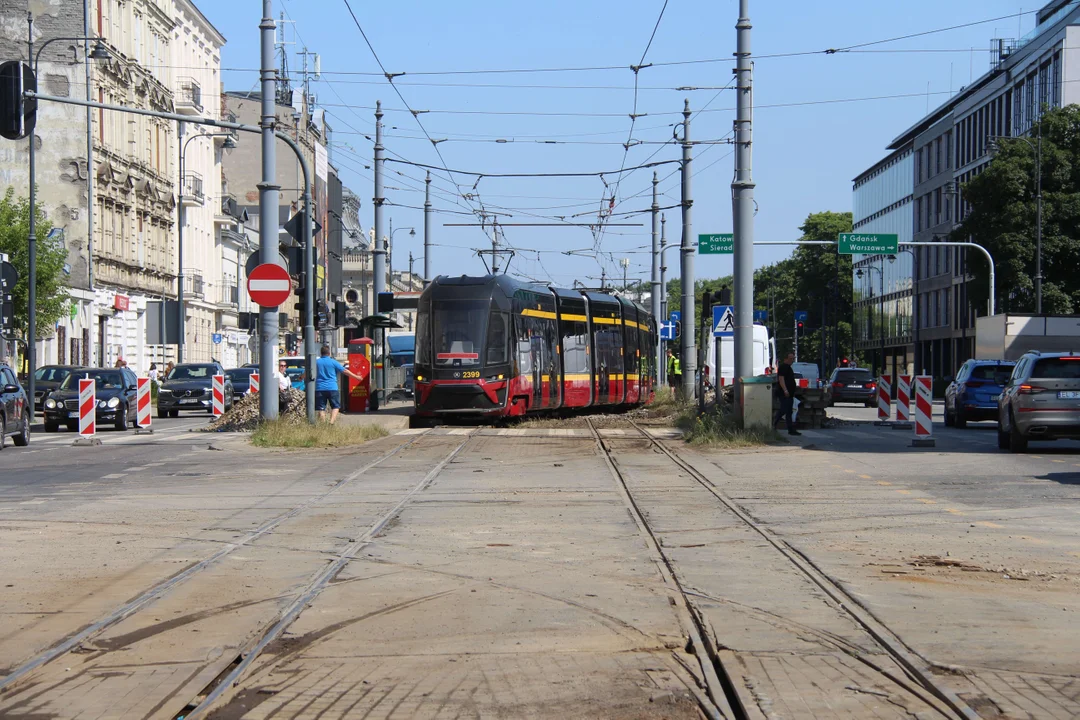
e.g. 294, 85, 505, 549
896, 375, 912, 422
78, 378, 95, 437
136, 377, 152, 430
912, 375, 935, 447
877, 374, 892, 421
212, 374, 226, 417
249, 372, 259, 394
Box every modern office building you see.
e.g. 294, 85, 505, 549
854, 0, 1080, 378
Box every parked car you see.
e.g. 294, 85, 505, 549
225, 367, 256, 400
998, 352, 1080, 453
281, 356, 306, 390
791, 362, 821, 387
156, 363, 233, 417
0, 362, 31, 448
945, 359, 1015, 428
31, 365, 86, 412
42, 367, 139, 432
826, 367, 878, 407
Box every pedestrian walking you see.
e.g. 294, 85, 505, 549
164, 361, 175, 379
315, 345, 365, 424
148, 362, 159, 387
666, 349, 681, 392
774, 351, 800, 436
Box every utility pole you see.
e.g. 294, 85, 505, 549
659, 213, 667, 386
408, 251, 415, 282
490, 220, 499, 274
424, 171, 432, 284
732, 0, 756, 399
373, 101, 386, 406
257, 0, 280, 420
679, 99, 696, 400
650, 172, 661, 382
26, 14, 37, 408
177, 122, 186, 363
1036, 129, 1043, 314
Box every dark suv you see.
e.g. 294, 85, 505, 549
945, 359, 1014, 428
0, 362, 31, 448
157, 362, 233, 417
32, 365, 86, 412
826, 367, 877, 407
998, 352, 1080, 453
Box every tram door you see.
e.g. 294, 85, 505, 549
530, 334, 543, 408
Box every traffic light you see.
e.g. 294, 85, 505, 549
377, 291, 394, 313
285, 332, 298, 355
315, 301, 330, 330
796, 320, 805, 334
0, 61, 36, 141
333, 300, 347, 327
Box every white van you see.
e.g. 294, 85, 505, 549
704, 324, 776, 386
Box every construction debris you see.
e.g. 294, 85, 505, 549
204, 389, 308, 432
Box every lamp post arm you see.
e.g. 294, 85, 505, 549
901, 241, 995, 316
33, 34, 99, 72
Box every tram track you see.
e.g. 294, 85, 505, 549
0, 429, 445, 708
589, 416, 983, 720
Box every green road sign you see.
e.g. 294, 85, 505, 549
698, 233, 733, 254
838, 233, 898, 254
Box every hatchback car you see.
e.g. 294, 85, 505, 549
0, 362, 31, 448
42, 367, 139, 432
31, 365, 86, 412
225, 367, 255, 401
945, 359, 1015, 428
998, 352, 1080, 452
827, 367, 877, 407
157, 363, 233, 417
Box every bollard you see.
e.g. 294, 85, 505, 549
892, 375, 913, 429
135, 377, 153, 433
876, 374, 892, 424
73, 378, 101, 446
250, 372, 259, 394
212, 374, 226, 417
911, 375, 935, 447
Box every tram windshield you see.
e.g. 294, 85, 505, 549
432, 298, 488, 367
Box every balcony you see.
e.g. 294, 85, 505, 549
220, 226, 247, 247
182, 172, 204, 206
176, 77, 203, 115
183, 270, 205, 299
219, 111, 240, 144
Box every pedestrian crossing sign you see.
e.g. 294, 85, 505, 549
713, 305, 735, 337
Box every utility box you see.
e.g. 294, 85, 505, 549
346, 338, 373, 413
740, 375, 774, 431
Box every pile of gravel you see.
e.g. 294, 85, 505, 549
204, 388, 307, 432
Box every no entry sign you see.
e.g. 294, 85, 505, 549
247, 263, 292, 308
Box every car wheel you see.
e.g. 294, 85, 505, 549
169, 410, 179, 418
158, 407, 168, 419
997, 421, 1010, 450
944, 408, 954, 427
13, 411, 30, 446
1009, 413, 1028, 453
66, 421, 78, 432
115, 405, 128, 431
44, 418, 59, 433
955, 407, 967, 429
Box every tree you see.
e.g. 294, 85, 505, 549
0, 187, 69, 344
953, 105, 1080, 314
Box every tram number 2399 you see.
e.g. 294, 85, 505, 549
457, 371, 481, 379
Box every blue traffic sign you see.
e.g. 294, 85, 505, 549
753, 309, 767, 323
211, 333, 223, 345
712, 305, 735, 338
659, 321, 677, 341
669, 311, 681, 323
794, 310, 808, 323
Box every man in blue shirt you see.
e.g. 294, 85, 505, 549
315, 345, 365, 424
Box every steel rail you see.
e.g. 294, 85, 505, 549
178, 430, 476, 719
0, 430, 432, 693
586, 418, 734, 720
626, 419, 981, 720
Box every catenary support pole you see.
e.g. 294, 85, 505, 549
26, 13, 36, 409
1036, 129, 1043, 314
424, 171, 432, 284
373, 101, 386, 405
650, 172, 661, 387
257, 1, 279, 420
177, 122, 186, 363
83, 0, 94, 313
659, 213, 667, 386
732, 0, 756, 399
679, 100, 695, 400
302, 165, 315, 424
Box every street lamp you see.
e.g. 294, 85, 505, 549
889, 249, 919, 374
177, 129, 238, 362
388, 220, 415, 287
988, 132, 1042, 313
856, 264, 885, 376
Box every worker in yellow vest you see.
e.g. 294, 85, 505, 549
666, 349, 681, 392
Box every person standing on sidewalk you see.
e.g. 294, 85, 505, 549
666, 349, 682, 393
774, 352, 800, 436
316, 345, 365, 424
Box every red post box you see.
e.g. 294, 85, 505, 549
347, 338, 374, 413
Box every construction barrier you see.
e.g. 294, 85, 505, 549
250, 372, 259, 394
78, 378, 95, 437
877, 374, 892, 421
136, 377, 152, 429
896, 375, 912, 422
212, 374, 226, 417
912, 375, 935, 446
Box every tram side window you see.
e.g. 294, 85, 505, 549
415, 309, 431, 365
624, 321, 639, 376
562, 320, 589, 374
594, 326, 624, 375
487, 313, 509, 365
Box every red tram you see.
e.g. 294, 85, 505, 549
413, 275, 657, 420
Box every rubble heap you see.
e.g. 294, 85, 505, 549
204, 388, 308, 432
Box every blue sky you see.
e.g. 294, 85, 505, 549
195, 0, 1037, 288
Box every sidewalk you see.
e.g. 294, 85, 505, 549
334, 398, 413, 431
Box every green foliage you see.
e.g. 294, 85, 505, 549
953, 105, 1080, 313
0, 187, 69, 340
673, 404, 781, 447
